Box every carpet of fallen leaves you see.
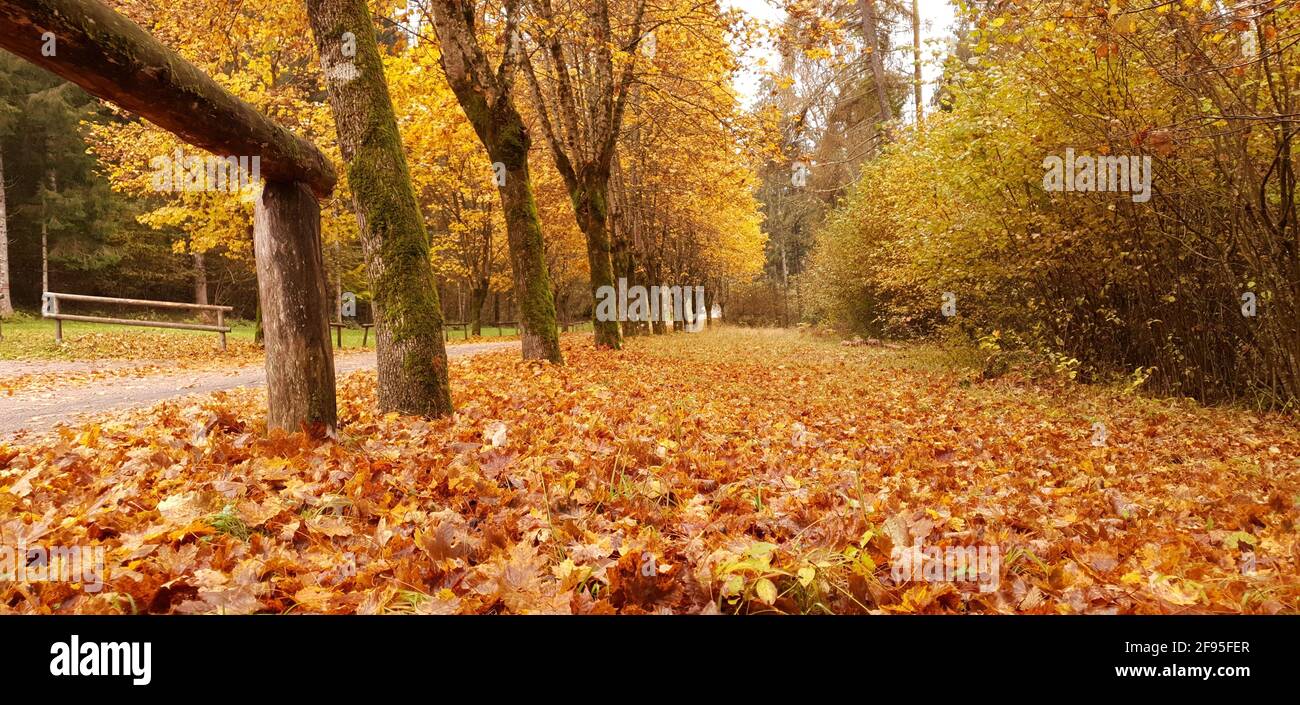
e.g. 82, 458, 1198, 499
1, 329, 1297, 614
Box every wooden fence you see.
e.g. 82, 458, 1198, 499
42, 292, 233, 349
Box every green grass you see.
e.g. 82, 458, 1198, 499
0, 309, 594, 360
205, 504, 252, 541
0, 312, 263, 339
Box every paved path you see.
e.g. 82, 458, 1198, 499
0, 341, 518, 439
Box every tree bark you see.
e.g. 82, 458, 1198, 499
0, 0, 336, 197
332, 238, 343, 321
306, 0, 453, 417
0, 148, 11, 317
252, 180, 337, 433
193, 252, 209, 306
496, 152, 563, 359
425, 0, 562, 363
572, 170, 623, 346
193, 250, 210, 322
41, 169, 52, 294
469, 277, 488, 336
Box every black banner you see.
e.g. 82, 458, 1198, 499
0, 615, 1288, 694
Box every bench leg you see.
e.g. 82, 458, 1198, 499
363, 326, 370, 346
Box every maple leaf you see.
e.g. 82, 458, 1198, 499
416, 510, 481, 563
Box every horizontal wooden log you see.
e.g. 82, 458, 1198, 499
0, 0, 336, 197
42, 313, 231, 333
46, 291, 233, 312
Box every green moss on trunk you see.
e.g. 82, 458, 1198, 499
306, 0, 452, 416
571, 175, 622, 350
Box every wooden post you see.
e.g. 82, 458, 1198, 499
253, 181, 337, 433
217, 309, 226, 351
52, 296, 62, 343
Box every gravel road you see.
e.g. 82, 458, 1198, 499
0, 341, 518, 439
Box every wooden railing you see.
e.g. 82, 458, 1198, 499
42, 292, 234, 349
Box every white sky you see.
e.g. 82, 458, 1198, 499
723, 0, 958, 120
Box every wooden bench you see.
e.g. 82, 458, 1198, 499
42, 292, 233, 349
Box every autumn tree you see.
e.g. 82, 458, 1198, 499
387, 38, 508, 336
603, 2, 765, 328
517, 0, 652, 349
305, 0, 454, 417
85, 0, 359, 326
807, 0, 1300, 406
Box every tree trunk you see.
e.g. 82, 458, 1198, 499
193, 250, 210, 322
572, 171, 623, 347
497, 157, 564, 360
0, 148, 11, 317
333, 237, 343, 320
425, 0, 563, 364
704, 285, 716, 329
857, 0, 892, 123
912, 0, 923, 123
193, 252, 209, 306
469, 278, 488, 336
306, 0, 453, 417
252, 180, 337, 433
41, 199, 49, 294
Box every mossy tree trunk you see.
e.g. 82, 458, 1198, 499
496, 147, 562, 360
306, 0, 453, 416
425, 0, 562, 363
571, 169, 623, 346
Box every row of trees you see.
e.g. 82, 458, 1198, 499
0, 0, 766, 366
